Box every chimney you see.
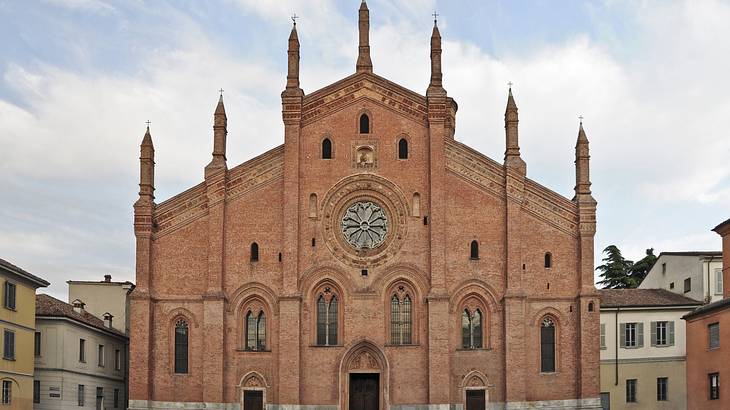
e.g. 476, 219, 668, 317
104, 274, 112, 282
103, 312, 114, 329
72, 299, 85, 314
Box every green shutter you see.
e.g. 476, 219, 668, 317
651, 321, 657, 346
620, 323, 626, 347
668, 321, 675, 346
638, 322, 644, 347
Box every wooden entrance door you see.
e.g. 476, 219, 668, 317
466, 389, 486, 410
349, 373, 379, 410
243, 390, 263, 410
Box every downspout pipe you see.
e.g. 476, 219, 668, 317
615, 307, 619, 386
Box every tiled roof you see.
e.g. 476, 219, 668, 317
598, 288, 702, 308
35, 294, 126, 338
0, 258, 50, 288
713, 217, 730, 233
658, 251, 722, 257
683, 297, 730, 320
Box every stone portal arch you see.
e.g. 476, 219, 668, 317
238, 371, 269, 410
460, 370, 490, 408
339, 339, 389, 410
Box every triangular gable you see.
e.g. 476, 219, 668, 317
301, 72, 429, 126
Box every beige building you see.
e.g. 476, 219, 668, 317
0, 258, 49, 409
599, 289, 700, 410
34, 294, 128, 409
639, 251, 723, 304
68, 275, 134, 334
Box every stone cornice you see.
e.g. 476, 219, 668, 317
153, 146, 284, 238
301, 72, 429, 127
445, 139, 578, 237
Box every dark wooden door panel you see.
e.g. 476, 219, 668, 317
466, 390, 485, 410
349, 373, 379, 410
244, 390, 263, 410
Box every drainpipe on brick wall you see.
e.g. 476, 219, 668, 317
615, 307, 619, 386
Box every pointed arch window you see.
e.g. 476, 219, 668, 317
540, 317, 556, 373
359, 114, 370, 134
470, 240, 479, 260
322, 138, 332, 159
544, 252, 552, 268
245, 310, 266, 351
461, 309, 483, 349
174, 319, 188, 374
316, 292, 338, 346
398, 138, 409, 159
250, 242, 259, 262
390, 293, 412, 345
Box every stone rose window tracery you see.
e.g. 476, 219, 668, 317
341, 201, 388, 249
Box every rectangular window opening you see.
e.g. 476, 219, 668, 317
709, 373, 720, 400
33, 380, 40, 404
684, 278, 691, 293
657, 377, 668, 401
1, 380, 10, 405
626, 379, 637, 403
709, 323, 720, 349
79, 339, 86, 362
34, 331, 41, 356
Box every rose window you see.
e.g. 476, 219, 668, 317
341, 201, 388, 249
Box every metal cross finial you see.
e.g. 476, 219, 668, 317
508, 81, 513, 89
579, 115, 584, 124
432, 11, 439, 24
219, 88, 224, 96
291, 12, 298, 26
145, 120, 151, 127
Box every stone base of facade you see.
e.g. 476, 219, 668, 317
129, 399, 602, 410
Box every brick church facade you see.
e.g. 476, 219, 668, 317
129, 3, 601, 409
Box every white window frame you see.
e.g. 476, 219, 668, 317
715, 268, 723, 295
1, 380, 10, 405
656, 321, 667, 346
625, 323, 637, 348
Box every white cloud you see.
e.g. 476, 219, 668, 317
1, 0, 729, 294
43, 0, 116, 15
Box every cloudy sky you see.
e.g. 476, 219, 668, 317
1, 0, 728, 299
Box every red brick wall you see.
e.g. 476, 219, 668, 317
686, 309, 730, 409
129, 73, 598, 406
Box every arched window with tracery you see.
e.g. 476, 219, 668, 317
540, 316, 556, 373
245, 310, 266, 351
174, 319, 188, 374
390, 293, 412, 345
461, 309, 483, 349
316, 289, 338, 346
359, 114, 370, 134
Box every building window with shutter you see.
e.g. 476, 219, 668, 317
651, 321, 674, 347
115, 349, 121, 371
709, 373, 720, 400
540, 317, 556, 373
621, 322, 643, 348
98, 344, 105, 367
709, 323, 720, 349
96, 387, 103, 410
684, 278, 691, 293
174, 319, 189, 373
715, 268, 723, 295
600, 323, 606, 350
1, 380, 10, 405
3, 281, 16, 310
34, 332, 41, 357
78, 384, 85, 406
79, 339, 86, 362
657, 377, 668, 401
3, 330, 15, 360
33, 380, 40, 403
626, 379, 637, 403
114, 388, 119, 408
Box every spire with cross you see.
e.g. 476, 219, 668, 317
432, 11, 439, 26
291, 12, 298, 26
578, 115, 584, 125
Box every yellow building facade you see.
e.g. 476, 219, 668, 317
0, 259, 49, 409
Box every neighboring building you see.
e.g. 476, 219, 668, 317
639, 251, 723, 304
684, 217, 730, 409
129, 3, 602, 410
0, 258, 49, 409
35, 294, 127, 410
598, 289, 701, 410
67, 275, 134, 334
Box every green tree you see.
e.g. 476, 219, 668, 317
629, 248, 658, 287
596, 245, 634, 289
